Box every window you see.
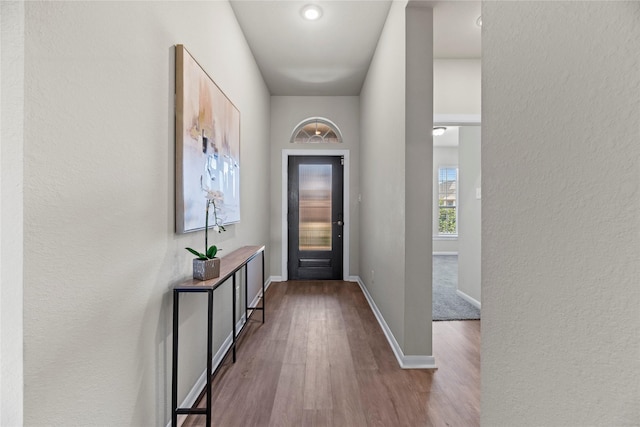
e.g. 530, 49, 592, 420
290, 117, 343, 144
438, 167, 458, 235
298, 164, 332, 251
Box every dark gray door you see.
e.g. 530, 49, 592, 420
288, 156, 344, 280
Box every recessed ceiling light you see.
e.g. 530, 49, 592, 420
301, 4, 322, 21
476, 15, 482, 28
433, 127, 447, 136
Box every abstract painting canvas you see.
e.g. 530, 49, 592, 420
175, 44, 240, 233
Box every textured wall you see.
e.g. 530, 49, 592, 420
269, 96, 360, 279
23, 1, 270, 425
0, 1, 25, 424
482, 1, 640, 424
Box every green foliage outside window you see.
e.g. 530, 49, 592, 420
438, 201, 456, 234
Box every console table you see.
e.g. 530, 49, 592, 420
171, 245, 265, 426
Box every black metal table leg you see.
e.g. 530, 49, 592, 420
261, 251, 265, 323
172, 290, 179, 426
206, 290, 213, 426
232, 274, 237, 363
244, 263, 249, 322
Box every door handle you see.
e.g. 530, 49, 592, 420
333, 220, 343, 226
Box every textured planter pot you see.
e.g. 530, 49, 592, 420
193, 257, 220, 281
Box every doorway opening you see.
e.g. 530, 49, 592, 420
432, 123, 482, 321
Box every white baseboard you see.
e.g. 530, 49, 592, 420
402, 355, 437, 369
169, 280, 271, 427
433, 252, 458, 256
456, 289, 481, 309
268, 275, 283, 283
354, 277, 436, 370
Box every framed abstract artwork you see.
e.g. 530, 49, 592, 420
175, 44, 241, 234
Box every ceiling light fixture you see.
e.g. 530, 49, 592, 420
301, 4, 322, 21
476, 15, 482, 28
433, 127, 447, 136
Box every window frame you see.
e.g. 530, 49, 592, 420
437, 165, 459, 237
290, 117, 343, 144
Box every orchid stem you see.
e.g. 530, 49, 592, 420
205, 200, 210, 255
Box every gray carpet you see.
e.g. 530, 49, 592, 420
432, 255, 480, 321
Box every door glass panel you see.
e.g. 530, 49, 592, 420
299, 164, 332, 251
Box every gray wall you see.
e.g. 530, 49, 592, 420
21, 2, 271, 425
360, 0, 433, 357
457, 126, 481, 304
360, 0, 408, 349
0, 1, 25, 424
269, 96, 360, 279
433, 59, 481, 116
482, 1, 640, 424
404, 3, 433, 356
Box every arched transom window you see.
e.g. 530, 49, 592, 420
290, 117, 343, 144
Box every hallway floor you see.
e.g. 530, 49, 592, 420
182, 281, 480, 427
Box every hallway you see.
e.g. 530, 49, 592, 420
183, 281, 480, 426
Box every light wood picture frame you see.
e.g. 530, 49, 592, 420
175, 44, 241, 234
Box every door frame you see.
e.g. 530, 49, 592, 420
281, 149, 350, 281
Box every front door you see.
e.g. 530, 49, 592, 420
288, 156, 344, 280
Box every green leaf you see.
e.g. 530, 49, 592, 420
206, 245, 218, 259
185, 247, 207, 260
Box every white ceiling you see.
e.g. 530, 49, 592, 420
230, 1, 481, 96
433, 126, 460, 147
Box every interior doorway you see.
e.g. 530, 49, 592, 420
432, 124, 482, 321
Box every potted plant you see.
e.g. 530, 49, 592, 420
186, 196, 226, 280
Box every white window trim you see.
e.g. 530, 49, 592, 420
290, 117, 343, 144
433, 235, 458, 240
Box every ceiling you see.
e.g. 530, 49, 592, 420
433, 126, 460, 147
230, 0, 481, 96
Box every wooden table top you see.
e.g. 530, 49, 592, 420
174, 245, 265, 291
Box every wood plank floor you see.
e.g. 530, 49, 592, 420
182, 281, 480, 427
